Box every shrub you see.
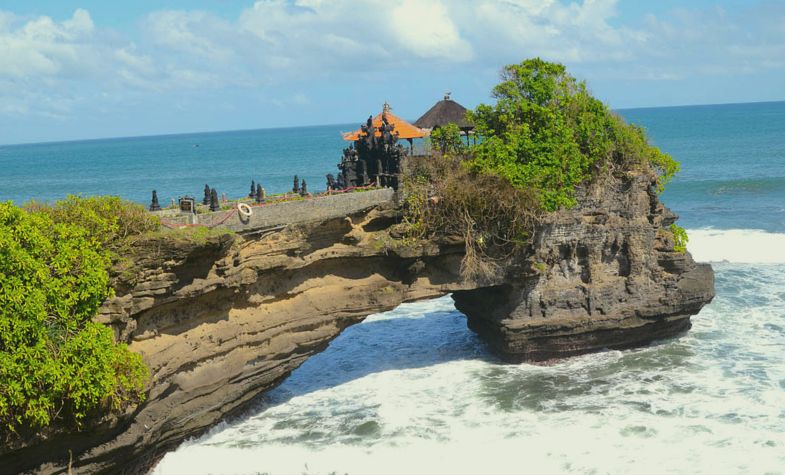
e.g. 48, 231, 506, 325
403, 58, 682, 277
670, 223, 689, 253
0, 201, 148, 435
467, 58, 679, 210
429, 123, 465, 156
403, 154, 539, 280
26, 195, 160, 249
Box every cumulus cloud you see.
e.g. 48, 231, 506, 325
0, 9, 161, 118
2, 0, 785, 124
137, 0, 785, 83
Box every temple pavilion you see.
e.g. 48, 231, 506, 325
414, 93, 474, 143
342, 102, 426, 152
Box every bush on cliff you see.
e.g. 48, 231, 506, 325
670, 223, 689, 253
25, 195, 160, 249
429, 123, 465, 156
403, 58, 681, 278
0, 199, 149, 437
404, 154, 539, 279
467, 58, 680, 210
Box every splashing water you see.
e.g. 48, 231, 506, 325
154, 260, 785, 474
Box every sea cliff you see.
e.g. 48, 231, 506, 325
2, 170, 714, 474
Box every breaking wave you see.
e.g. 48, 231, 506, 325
686, 228, 785, 264
154, 273, 785, 475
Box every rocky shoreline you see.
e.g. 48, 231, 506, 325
2, 170, 714, 474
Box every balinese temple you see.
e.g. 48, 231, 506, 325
342, 102, 427, 152
336, 103, 425, 191
414, 93, 474, 143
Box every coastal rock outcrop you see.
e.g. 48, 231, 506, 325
2, 172, 714, 474
453, 172, 714, 361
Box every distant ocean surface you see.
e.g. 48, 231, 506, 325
0, 124, 359, 207
4, 102, 785, 474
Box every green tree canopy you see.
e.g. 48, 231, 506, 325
468, 58, 679, 210
0, 199, 148, 435
429, 123, 465, 156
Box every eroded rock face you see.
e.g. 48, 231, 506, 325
453, 172, 715, 361
3, 172, 714, 474
6, 204, 489, 474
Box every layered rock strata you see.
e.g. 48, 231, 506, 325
454, 172, 715, 361
3, 171, 714, 474
5, 203, 488, 474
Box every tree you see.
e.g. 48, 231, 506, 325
429, 123, 464, 155
0, 200, 148, 435
467, 58, 679, 211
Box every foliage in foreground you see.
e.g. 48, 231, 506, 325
467, 58, 680, 211
25, 195, 160, 249
0, 197, 150, 437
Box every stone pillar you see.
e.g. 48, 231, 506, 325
209, 188, 220, 212
149, 190, 161, 211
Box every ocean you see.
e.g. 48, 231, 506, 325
3, 102, 784, 474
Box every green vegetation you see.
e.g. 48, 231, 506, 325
403, 58, 681, 277
467, 58, 679, 210
670, 223, 689, 253
403, 154, 539, 278
429, 123, 465, 156
1, 196, 152, 437
26, 195, 160, 249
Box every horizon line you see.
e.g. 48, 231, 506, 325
2, 98, 783, 148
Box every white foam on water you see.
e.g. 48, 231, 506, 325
687, 228, 785, 263
153, 267, 785, 475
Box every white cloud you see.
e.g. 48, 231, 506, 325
2, 1, 785, 123
0, 9, 162, 118
389, 0, 472, 60
144, 10, 237, 62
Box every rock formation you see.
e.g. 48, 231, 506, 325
2, 171, 714, 474
453, 172, 714, 361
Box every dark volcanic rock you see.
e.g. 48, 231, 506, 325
1, 172, 714, 474
453, 172, 714, 361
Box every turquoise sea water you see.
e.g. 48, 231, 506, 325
2, 102, 784, 232
0, 125, 355, 207
624, 101, 785, 232
3, 102, 785, 474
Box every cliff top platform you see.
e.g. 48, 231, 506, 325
150, 187, 396, 234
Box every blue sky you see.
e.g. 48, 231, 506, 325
1, 0, 784, 144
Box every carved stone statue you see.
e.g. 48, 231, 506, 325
203, 184, 211, 205
249, 180, 256, 198
209, 188, 220, 212
326, 173, 336, 191
149, 190, 161, 211
300, 179, 307, 196
293, 175, 300, 194
256, 184, 264, 203
335, 108, 407, 190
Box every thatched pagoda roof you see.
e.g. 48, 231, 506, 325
342, 103, 427, 141
414, 94, 473, 130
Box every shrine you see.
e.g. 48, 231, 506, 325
336, 103, 426, 190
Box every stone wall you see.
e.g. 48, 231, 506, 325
153, 188, 395, 232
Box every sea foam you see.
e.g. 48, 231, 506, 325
686, 228, 785, 263
153, 282, 785, 475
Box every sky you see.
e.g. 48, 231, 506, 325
1, 0, 784, 144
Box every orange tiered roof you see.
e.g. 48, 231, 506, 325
342, 103, 427, 141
